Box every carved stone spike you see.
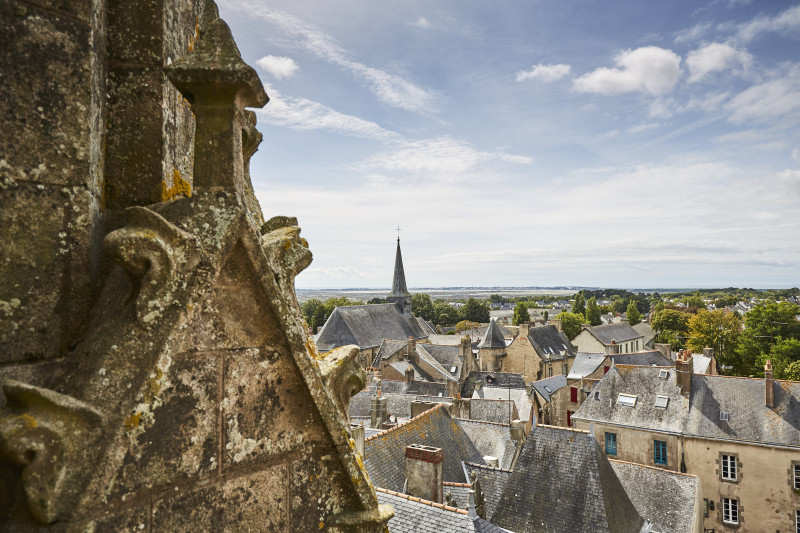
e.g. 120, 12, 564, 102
260, 224, 312, 284
317, 345, 366, 419
0, 380, 103, 523
103, 206, 201, 327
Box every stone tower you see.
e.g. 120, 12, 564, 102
0, 0, 391, 530
386, 237, 412, 317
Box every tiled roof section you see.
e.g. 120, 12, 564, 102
348, 390, 452, 419
585, 322, 643, 345
686, 375, 800, 447
420, 344, 462, 373
456, 419, 518, 470
427, 334, 464, 346
417, 317, 438, 335
442, 482, 471, 510
390, 239, 410, 297
567, 352, 607, 380
417, 347, 459, 382
491, 425, 645, 533
315, 303, 427, 351
462, 462, 513, 521
374, 339, 410, 365
478, 319, 506, 349
531, 374, 567, 403
472, 387, 532, 424
375, 488, 507, 533
571, 365, 687, 435
406, 380, 448, 397
528, 325, 575, 361
364, 405, 485, 492
388, 361, 434, 383
381, 380, 409, 394
632, 322, 656, 344
461, 372, 526, 398
469, 399, 517, 425
690, 353, 712, 374
610, 351, 671, 366
610, 460, 699, 533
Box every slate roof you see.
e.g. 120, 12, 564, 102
388, 361, 435, 383
469, 399, 517, 425
374, 339, 411, 366
406, 380, 448, 397
528, 325, 575, 361
610, 460, 699, 533
456, 419, 518, 470
419, 344, 463, 378
567, 352, 607, 380
376, 488, 508, 533
582, 322, 643, 345
685, 375, 800, 447
690, 353, 712, 374
478, 319, 507, 349
491, 425, 646, 533
632, 322, 656, 345
364, 405, 485, 492
572, 365, 686, 435
442, 482, 471, 510
611, 350, 671, 366
472, 387, 532, 424
461, 372, 526, 398
531, 374, 567, 403
417, 317, 439, 335
428, 334, 465, 346
348, 390, 452, 420
462, 463, 514, 521
417, 347, 459, 383
315, 303, 427, 351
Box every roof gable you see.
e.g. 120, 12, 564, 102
528, 325, 575, 360
315, 303, 427, 350
585, 323, 643, 345
478, 319, 507, 349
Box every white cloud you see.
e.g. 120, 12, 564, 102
738, 4, 800, 42
683, 91, 731, 112
412, 17, 431, 29
256, 85, 399, 141
686, 42, 752, 82
256, 55, 299, 79
649, 98, 676, 119
792, 148, 800, 162
629, 122, 660, 133
224, 0, 439, 114
573, 46, 682, 96
516, 63, 572, 83
674, 22, 712, 44
777, 169, 800, 193
725, 67, 800, 123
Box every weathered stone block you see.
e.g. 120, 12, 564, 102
88, 506, 149, 533
107, 0, 162, 64
291, 456, 359, 531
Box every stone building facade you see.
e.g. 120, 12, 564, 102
0, 0, 390, 530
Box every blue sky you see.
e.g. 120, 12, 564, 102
218, 0, 800, 289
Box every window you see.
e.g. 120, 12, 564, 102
548, 366, 553, 377
562, 363, 568, 376
604, 366, 610, 374
721, 454, 737, 481
617, 393, 637, 407
794, 464, 800, 490
722, 497, 738, 525
719, 410, 730, 421
605, 432, 617, 456
594, 391, 600, 401
655, 395, 669, 408
449, 366, 457, 373
654, 440, 667, 466
566, 410, 573, 427
796, 509, 799, 533
570, 387, 578, 403
658, 369, 669, 380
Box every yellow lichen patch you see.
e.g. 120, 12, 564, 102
301, 238, 309, 248
124, 412, 142, 431
307, 338, 324, 360
144, 368, 164, 402
159, 169, 192, 202
319, 521, 325, 529
283, 239, 292, 250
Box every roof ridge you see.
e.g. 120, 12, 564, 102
614, 364, 673, 368
364, 403, 445, 442
455, 417, 510, 428
608, 458, 698, 478
443, 482, 471, 487
463, 460, 513, 472
536, 423, 590, 434
375, 486, 468, 515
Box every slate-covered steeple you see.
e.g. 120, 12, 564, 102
387, 237, 412, 316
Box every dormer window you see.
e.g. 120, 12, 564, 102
655, 396, 669, 408
617, 393, 637, 407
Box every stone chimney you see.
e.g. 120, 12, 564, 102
703, 347, 714, 357
510, 419, 526, 442
551, 318, 562, 333
351, 424, 365, 457
406, 336, 417, 361
405, 363, 414, 387
459, 335, 471, 358
405, 444, 443, 503
765, 359, 775, 408
675, 350, 692, 396
605, 340, 620, 355
370, 382, 388, 428
655, 343, 671, 361
474, 379, 482, 392
518, 322, 530, 337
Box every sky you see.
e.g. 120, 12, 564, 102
217, 0, 800, 290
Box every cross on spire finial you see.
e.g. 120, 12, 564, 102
395, 226, 402, 242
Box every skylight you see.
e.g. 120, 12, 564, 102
594, 391, 600, 401
719, 411, 730, 421
544, 386, 552, 393
655, 396, 669, 408
617, 393, 637, 407
658, 370, 669, 380
450, 366, 457, 373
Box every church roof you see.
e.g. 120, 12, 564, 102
315, 303, 427, 351
390, 238, 410, 297
477, 319, 506, 349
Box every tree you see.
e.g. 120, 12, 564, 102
543, 310, 549, 322
612, 296, 627, 315
626, 300, 642, 326
573, 293, 586, 317
512, 303, 530, 326
461, 298, 490, 323
735, 302, 800, 376
489, 294, 505, 304
301, 298, 325, 333
433, 300, 460, 327
682, 294, 706, 309
651, 309, 690, 350
555, 312, 584, 340
687, 310, 741, 373
586, 297, 602, 326
455, 320, 479, 332
411, 293, 435, 321
768, 338, 800, 379
784, 360, 800, 381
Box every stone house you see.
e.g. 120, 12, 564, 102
572, 322, 645, 354
476, 318, 509, 372
504, 323, 576, 382
573, 356, 800, 533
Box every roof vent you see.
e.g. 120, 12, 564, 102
719, 411, 729, 421
594, 391, 600, 400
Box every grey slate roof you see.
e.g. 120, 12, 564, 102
632, 322, 656, 345
364, 405, 485, 492
315, 303, 427, 351
528, 325, 575, 361
461, 372, 526, 398
456, 419, 518, 470
567, 352, 607, 380
462, 463, 513, 522
478, 319, 507, 349
472, 387, 532, 424
374, 339, 410, 365
428, 334, 465, 346
406, 380, 448, 397
376, 488, 509, 533
611, 351, 672, 366
419, 344, 462, 377
690, 353, 712, 374
348, 390, 452, 420
417, 317, 439, 335
531, 374, 567, 403
469, 399, 517, 425
584, 322, 643, 345
491, 426, 645, 533
685, 375, 800, 447
388, 361, 434, 383
610, 460, 699, 533
572, 365, 686, 435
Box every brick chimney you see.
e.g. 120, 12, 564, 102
765, 359, 775, 408
675, 350, 692, 396
405, 444, 443, 503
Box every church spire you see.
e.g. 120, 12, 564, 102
387, 235, 412, 316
